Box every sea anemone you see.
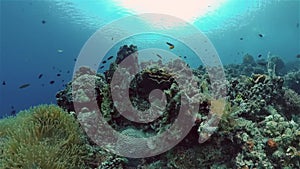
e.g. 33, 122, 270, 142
0, 105, 89, 169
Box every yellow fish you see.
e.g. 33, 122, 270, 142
166, 42, 174, 49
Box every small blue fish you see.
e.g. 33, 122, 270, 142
156, 54, 162, 59
107, 56, 114, 60
19, 83, 30, 89
38, 74, 43, 79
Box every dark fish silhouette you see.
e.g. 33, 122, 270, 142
19, 83, 30, 89
107, 56, 114, 60
156, 54, 162, 59
102, 60, 107, 64
49, 81, 55, 84
2, 81, 6, 85
57, 73, 61, 77
296, 54, 300, 58
240, 37, 243, 40
166, 42, 174, 49
184, 56, 187, 59
11, 110, 16, 115
258, 54, 262, 58
38, 74, 43, 79
100, 66, 104, 69
258, 34, 263, 37
41, 20, 46, 24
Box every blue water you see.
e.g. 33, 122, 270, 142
0, 0, 299, 118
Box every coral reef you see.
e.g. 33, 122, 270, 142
2, 45, 299, 168
268, 55, 285, 76
284, 70, 300, 94
242, 53, 256, 66
56, 46, 300, 168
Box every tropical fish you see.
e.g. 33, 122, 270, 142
107, 56, 114, 60
166, 42, 174, 49
11, 110, 16, 115
38, 74, 43, 79
156, 54, 162, 59
57, 49, 63, 53
19, 83, 30, 89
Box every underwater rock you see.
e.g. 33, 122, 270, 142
56, 82, 74, 112
56, 66, 108, 113
284, 70, 300, 94
278, 88, 300, 120
256, 58, 268, 66
116, 44, 138, 65
253, 67, 265, 74
242, 53, 256, 66
105, 44, 138, 83
268, 55, 285, 75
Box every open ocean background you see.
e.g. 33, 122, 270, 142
0, 0, 299, 118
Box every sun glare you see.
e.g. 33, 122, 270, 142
114, 0, 228, 23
